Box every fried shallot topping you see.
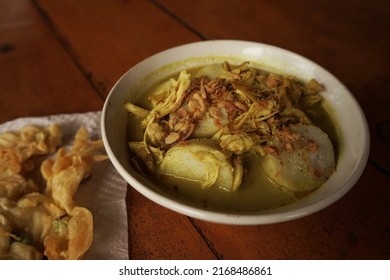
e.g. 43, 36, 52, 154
125, 61, 324, 170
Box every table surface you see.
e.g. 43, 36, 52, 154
1, 0, 389, 260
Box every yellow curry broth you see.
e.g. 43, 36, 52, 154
126, 63, 341, 213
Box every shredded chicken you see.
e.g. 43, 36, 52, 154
125, 62, 326, 191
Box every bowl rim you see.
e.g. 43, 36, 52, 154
101, 40, 370, 225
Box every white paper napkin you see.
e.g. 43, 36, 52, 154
0, 111, 129, 260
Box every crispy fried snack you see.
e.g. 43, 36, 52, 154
0, 124, 61, 175
41, 127, 107, 259
0, 125, 106, 260
41, 127, 107, 213
43, 206, 93, 260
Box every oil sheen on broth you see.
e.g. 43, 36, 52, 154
126, 62, 340, 213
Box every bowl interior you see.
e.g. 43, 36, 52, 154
102, 40, 369, 225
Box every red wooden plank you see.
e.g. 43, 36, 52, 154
0, 0, 103, 123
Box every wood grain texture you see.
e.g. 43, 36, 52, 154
192, 164, 390, 259
35, 0, 201, 97
1, 0, 389, 260
127, 189, 216, 259
33, 0, 213, 260
158, 0, 390, 174
0, 0, 103, 123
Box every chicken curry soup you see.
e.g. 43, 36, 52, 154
125, 62, 340, 212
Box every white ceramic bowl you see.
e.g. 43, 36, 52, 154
101, 40, 369, 225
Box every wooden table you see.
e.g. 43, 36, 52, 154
1, 0, 389, 260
